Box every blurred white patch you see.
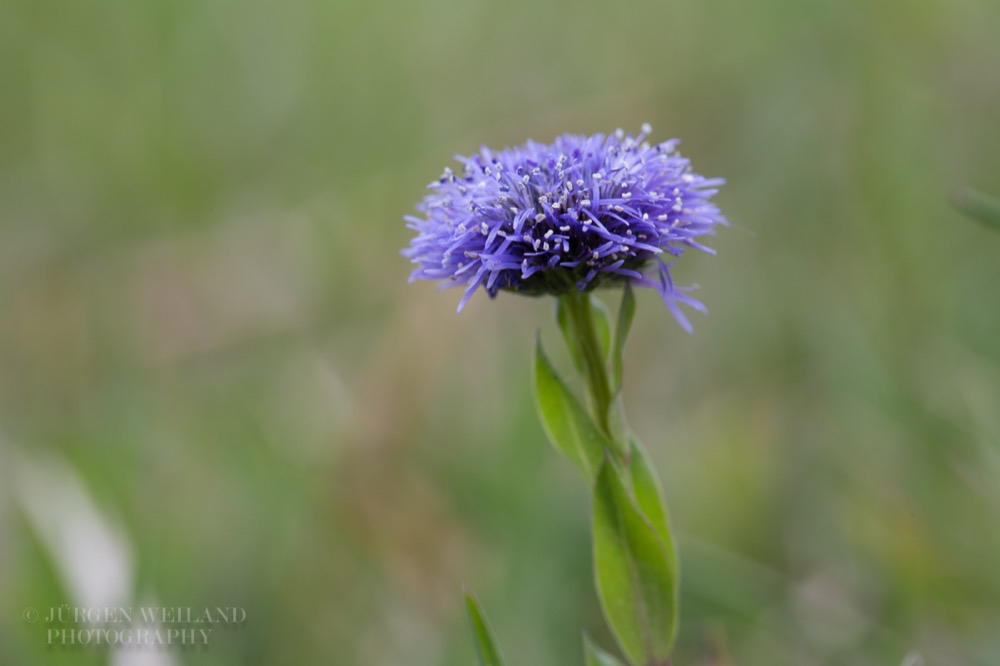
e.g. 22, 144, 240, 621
8, 448, 177, 666
108, 599, 178, 666
12, 452, 132, 611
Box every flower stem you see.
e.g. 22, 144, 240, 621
560, 290, 614, 439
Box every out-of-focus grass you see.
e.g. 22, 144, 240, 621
1, 0, 999, 664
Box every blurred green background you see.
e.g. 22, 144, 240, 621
2, 0, 999, 664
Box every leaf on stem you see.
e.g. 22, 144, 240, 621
591, 295, 614, 359
557, 295, 613, 373
607, 395, 628, 450
465, 591, 505, 666
592, 458, 678, 666
583, 633, 625, 666
627, 436, 678, 580
611, 283, 636, 396
604, 285, 636, 446
534, 335, 612, 478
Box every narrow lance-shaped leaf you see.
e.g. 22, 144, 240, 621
627, 435, 678, 580
592, 459, 678, 665
465, 591, 505, 666
583, 633, 625, 666
606, 285, 636, 447
534, 335, 612, 478
591, 295, 613, 359
607, 395, 628, 452
557, 295, 613, 374
611, 283, 636, 396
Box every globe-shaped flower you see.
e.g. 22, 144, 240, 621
403, 125, 727, 330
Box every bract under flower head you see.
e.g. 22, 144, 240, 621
402, 126, 727, 330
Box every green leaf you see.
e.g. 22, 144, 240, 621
591, 295, 613, 359
465, 591, 505, 666
583, 633, 625, 666
555, 299, 585, 373
556, 295, 613, 373
611, 283, 636, 395
534, 335, 612, 478
953, 187, 1000, 231
627, 436, 678, 580
592, 459, 678, 666
607, 395, 628, 449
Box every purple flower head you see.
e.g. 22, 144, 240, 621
402, 125, 727, 330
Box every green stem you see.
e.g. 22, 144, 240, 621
561, 290, 614, 439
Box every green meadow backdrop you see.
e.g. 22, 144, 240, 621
2, 0, 999, 664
